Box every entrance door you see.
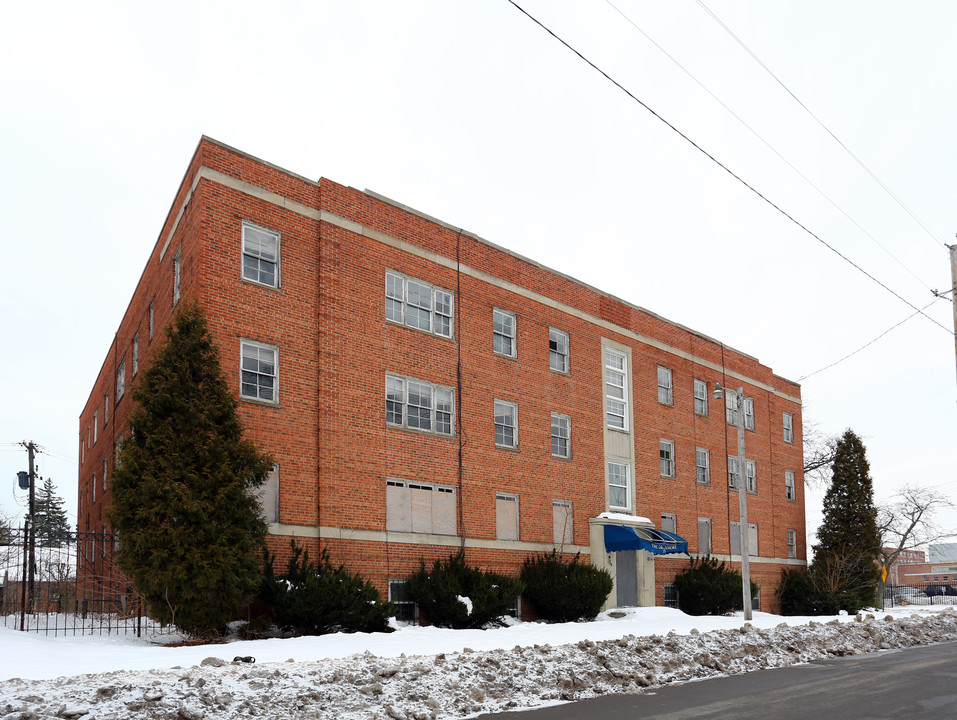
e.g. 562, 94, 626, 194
616, 549, 638, 606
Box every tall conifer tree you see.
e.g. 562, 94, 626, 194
108, 301, 272, 637
813, 428, 881, 611
29, 477, 72, 546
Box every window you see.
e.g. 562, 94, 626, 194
148, 302, 154, 342
608, 461, 631, 511
730, 522, 758, 556
551, 413, 570, 458
728, 456, 738, 488
385, 271, 454, 338
785, 470, 796, 501
173, 249, 181, 305
725, 393, 754, 430
787, 529, 797, 559
695, 447, 710, 484
255, 464, 280, 523
93, 412, 98, 443
496, 492, 519, 540
661, 513, 677, 534
493, 308, 516, 357
385, 479, 456, 535
389, 579, 417, 623
103, 459, 108, 495
549, 328, 569, 372
241, 340, 278, 403
242, 222, 280, 288
698, 518, 711, 554
657, 366, 673, 405
604, 349, 628, 430
494, 400, 518, 448
385, 375, 454, 436
104, 392, 109, 426
694, 379, 708, 416
116, 359, 126, 402
132, 332, 139, 376
553, 500, 573, 545
659, 439, 675, 477
92, 473, 96, 503
745, 459, 757, 493
783, 412, 794, 443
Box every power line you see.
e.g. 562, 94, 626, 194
695, 0, 949, 253
604, 0, 937, 294
798, 299, 941, 382
506, 0, 953, 336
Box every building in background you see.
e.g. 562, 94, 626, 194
884, 547, 927, 585
77, 137, 806, 614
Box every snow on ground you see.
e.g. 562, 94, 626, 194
2, 606, 957, 719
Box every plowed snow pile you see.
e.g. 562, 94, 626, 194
3, 607, 956, 719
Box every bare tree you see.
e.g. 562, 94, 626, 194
803, 420, 838, 487
879, 485, 955, 583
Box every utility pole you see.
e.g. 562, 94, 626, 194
949, 244, 957, 391
21, 441, 37, 611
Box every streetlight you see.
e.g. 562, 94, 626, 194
713, 382, 752, 621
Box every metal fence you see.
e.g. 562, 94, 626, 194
882, 582, 957, 609
0, 526, 166, 636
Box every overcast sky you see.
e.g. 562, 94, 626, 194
3, 1, 956, 549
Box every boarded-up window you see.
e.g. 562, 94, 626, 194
661, 513, 676, 534
496, 493, 519, 540
256, 464, 280, 523
553, 500, 573, 545
730, 522, 758, 556
698, 518, 711, 555
386, 479, 456, 536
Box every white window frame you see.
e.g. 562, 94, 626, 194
604, 349, 628, 431
132, 332, 139, 376
496, 492, 520, 541
694, 378, 708, 416
745, 459, 757, 493
240, 339, 279, 405
657, 366, 673, 405
607, 461, 631, 512
787, 529, 797, 559
173, 249, 181, 305
726, 393, 755, 430
549, 328, 569, 373
104, 392, 109, 426
242, 222, 280, 288
695, 447, 710, 484
783, 412, 794, 443
728, 456, 738, 489
785, 470, 796, 501
385, 270, 454, 338
385, 374, 454, 436
93, 413, 98, 443
494, 399, 518, 448
492, 308, 516, 357
551, 412, 571, 459
116, 358, 126, 402
659, 439, 675, 477
148, 301, 154, 342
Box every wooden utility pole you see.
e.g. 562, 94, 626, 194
21, 441, 37, 610
950, 244, 957, 390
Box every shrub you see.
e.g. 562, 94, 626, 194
260, 542, 394, 635
777, 554, 874, 616
404, 551, 524, 629
520, 551, 612, 622
673, 556, 758, 616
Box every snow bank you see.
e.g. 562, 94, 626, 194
2, 607, 956, 719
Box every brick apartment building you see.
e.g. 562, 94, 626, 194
78, 137, 806, 615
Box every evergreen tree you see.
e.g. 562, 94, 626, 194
107, 301, 273, 637
812, 428, 882, 612
28, 477, 72, 546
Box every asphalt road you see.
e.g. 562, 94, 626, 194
477, 640, 957, 720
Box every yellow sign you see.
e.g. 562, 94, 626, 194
881, 565, 888, 583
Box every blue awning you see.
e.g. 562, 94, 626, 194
603, 525, 689, 556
